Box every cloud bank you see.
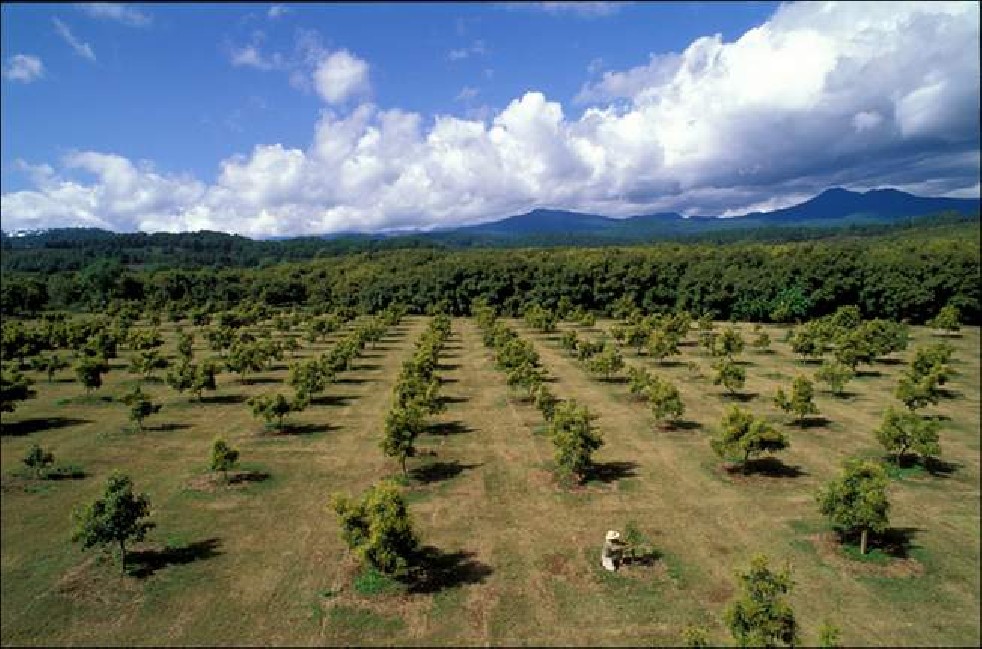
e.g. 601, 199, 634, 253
3, 1, 979, 237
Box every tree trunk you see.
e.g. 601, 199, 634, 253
401, 455, 407, 475
120, 540, 127, 575
742, 450, 750, 474
860, 527, 868, 555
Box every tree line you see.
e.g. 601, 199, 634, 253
2, 223, 978, 324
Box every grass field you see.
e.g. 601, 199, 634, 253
1, 316, 979, 645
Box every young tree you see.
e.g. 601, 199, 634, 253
874, 407, 941, 465
247, 393, 305, 431
724, 554, 798, 648
288, 359, 327, 400
712, 357, 746, 395
120, 385, 162, 431
894, 369, 943, 412
332, 479, 419, 575
531, 383, 560, 422
713, 326, 745, 358
815, 359, 854, 396
381, 405, 425, 474
646, 377, 685, 428
816, 458, 889, 555
559, 330, 579, 355
586, 344, 624, 381
626, 322, 652, 355
209, 438, 240, 482
1, 366, 36, 412
176, 331, 194, 362
190, 360, 220, 401
31, 353, 70, 383
773, 376, 819, 425
711, 406, 789, 473
74, 355, 109, 393
128, 348, 169, 381
646, 329, 680, 364
22, 443, 54, 478
817, 621, 842, 648
549, 399, 603, 483
627, 365, 654, 399
165, 361, 195, 397
71, 472, 155, 574
927, 304, 960, 335
750, 325, 771, 352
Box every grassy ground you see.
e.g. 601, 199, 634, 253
1, 316, 978, 645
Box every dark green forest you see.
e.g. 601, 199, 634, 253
1, 220, 979, 324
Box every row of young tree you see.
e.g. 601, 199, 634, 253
380, 314, 452, 474
475, 301, 604, 484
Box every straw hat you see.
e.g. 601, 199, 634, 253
605, 530, 621, 542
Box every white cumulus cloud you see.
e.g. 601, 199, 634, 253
313, 50, 371, 105
3, 54, 44, 83
3, 2, 978, 237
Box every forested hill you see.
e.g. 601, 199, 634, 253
1, 220, 978, 325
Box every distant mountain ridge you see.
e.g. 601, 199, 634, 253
2, 188, 978, 247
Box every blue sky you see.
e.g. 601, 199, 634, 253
1, 1, 979, 237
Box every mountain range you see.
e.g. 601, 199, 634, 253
3, 187, 978, 247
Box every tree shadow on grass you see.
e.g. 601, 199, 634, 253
586, 460, 639, 484
727, 457, 806, 478
427, 420, 473, 436
662, 419, 702, 432
436, 363, 460, 372
311, 394, 357, 407
147, 423, 192, 432
876, 357, 905, 366
937, 387, 962, 399
599, 375, 629, 385
228, 470, 271, 484
924, 457, 960, 478
438, 394, 468, 406
202, 394, 247, 405
720, 392, 759, 403
127, 538, 223, 579
855, 369, 883, 378
792, 416, 832, 429
409, 460, 482, 485
653, 360, 687, 369
401, 546, 493, 594
242, 376, 283, 385
839, 527, 922, 559
279, 422, 333, 436
336, 377, 373, 385
353, 363, 383, 372
1, 417, 91, 437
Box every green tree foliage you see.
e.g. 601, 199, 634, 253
30, 353, 70, 382
895, 371, 943, 412
127, 328, 164, 351
786, 323, 825, 361
713, 326, 745, 358
681, 625, 710, 648
531, 383, 560, 421
120, 385, 161, 431
381, 405, 425, 474
288, 359, 328, 400
128, 348, 169, 381
248, 393, 306, 431
817, 458, 890, 555
549, 399, 603, 483
724, 554, 798, 647
711, 406, 789, 472
774, 375, 819, 425
815, 359, 854, 396
817, 621, 842, 648
927, 304, 960, 334
750, 324, 771, 352
523, 303, 558, 333
646, 329, 680, 364
165, 360, 195, 397
176, 331, 194, 362
874, 407, 941, 465
332, 480, 419, 575
1, 366, 36, 412
626, 321, 651, 355
646, 376, 685, 427
190, 360, 220, 400
627, 365, 654, 398
559, 330, 579, 355
712, 357, 746, 395
586, 343, 624, 381
22, 443, 54, 478
71, 472, 155, 574
74, 355, 109, 393
209, 438, 240, 482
